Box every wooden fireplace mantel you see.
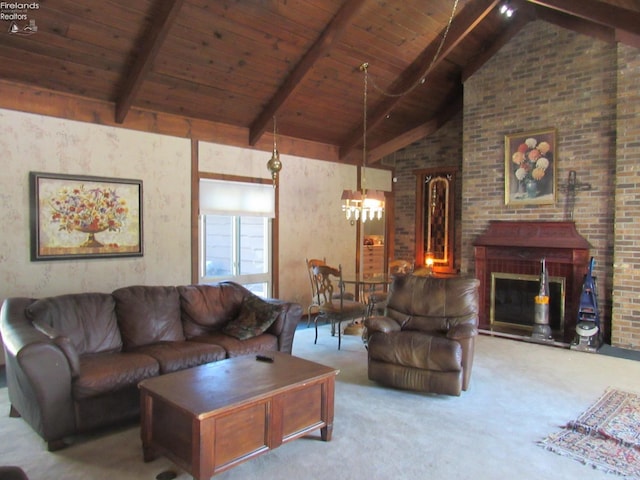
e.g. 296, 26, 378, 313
473, 221, 591, 343
473, 221, 591, 249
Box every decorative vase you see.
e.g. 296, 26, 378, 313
525, 179, 539, 198
77, 227, 107, 247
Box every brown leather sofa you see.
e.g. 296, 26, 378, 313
0, 282, 302, 450
364, 275, 480, 396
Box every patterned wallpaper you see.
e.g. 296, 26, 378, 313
0, 110, 191, 300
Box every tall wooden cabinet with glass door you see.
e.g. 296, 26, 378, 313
415, 167, 458, 275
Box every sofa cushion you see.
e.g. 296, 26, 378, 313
113, 286, 185, 350
189, 333, 278, 358
132, 341, 226, 374
26, 293, 122, 355
177, 283, 247, 337
222, 294, 282, 340
73, 351, 160, 399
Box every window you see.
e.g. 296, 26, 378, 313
198, 178, 276, 297
200, 214, 272, 296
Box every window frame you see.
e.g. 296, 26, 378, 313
198, 213, 273, 296
193, 171, 278, 297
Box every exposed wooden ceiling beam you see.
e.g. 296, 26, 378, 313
525, 0, 640, 36
248, 0, 367, 146
338, 0, 501, 160
368, 92, 463, 163
462, 3, 535, 82
616, 30, 640, 50
115, 0, 185, 124
0, 79, 340, 162
534, 6, 615, 44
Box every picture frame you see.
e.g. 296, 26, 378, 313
30, 172, 143, 261
504, 128, 557, 206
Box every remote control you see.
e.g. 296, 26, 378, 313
256, 355, 274, 363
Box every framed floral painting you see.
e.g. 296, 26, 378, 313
504, 128, 557, 206
30, 172, 143, 260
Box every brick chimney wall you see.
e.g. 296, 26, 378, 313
391, 21, 640, 349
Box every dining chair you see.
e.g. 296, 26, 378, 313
306, 258, 355, 327
366, 259, 415, 318
312, 264, 366, 350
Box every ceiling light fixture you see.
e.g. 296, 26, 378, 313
499, 2, 515, 17
341, 0, 460, 223
266, 115, 282, 187
341, 63, 385, 223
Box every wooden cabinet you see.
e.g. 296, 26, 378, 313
362, 245, 384, 279
415, 167, 457, 274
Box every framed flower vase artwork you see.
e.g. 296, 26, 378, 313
504, 128, 557, 206
30, 172, 143, 260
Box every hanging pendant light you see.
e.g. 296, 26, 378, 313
266, 116, 282, 187
341, 63, 384, 223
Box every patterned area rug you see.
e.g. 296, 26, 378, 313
539, 388, 640, 478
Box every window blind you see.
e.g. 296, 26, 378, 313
199, 179, 276, 218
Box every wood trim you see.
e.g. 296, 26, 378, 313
414, 167, 458, 272
0, 80, 340, 163
272, 178, 280, 298
526, 0, 640, 36
191, 139, 199, 284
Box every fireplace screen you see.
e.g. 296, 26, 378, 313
490, 272, 565, 333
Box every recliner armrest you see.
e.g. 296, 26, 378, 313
364, 316, 401, 334
446, 323, 478, 341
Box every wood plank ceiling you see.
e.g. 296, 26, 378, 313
0, 0, 638, 164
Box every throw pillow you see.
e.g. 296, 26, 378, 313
222, 294, 282, 340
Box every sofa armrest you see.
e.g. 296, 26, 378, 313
265, 299, 303, 354
364, 316, 402, 334
32, 319, 80, 378
1, 297, 77, 444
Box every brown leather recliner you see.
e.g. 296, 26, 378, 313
364, 275, 480, 396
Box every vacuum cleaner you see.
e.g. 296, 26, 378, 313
571, 257, 601, 352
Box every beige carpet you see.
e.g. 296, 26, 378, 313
1, 325, 640, 480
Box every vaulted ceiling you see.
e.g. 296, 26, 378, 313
0, 0, 638, 164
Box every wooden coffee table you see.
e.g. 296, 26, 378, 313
138, 352, 339, 479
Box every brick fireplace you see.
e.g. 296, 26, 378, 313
474, 221, 590, 344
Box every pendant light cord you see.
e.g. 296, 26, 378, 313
368, 0, 459, 98
362, 62, 368, 190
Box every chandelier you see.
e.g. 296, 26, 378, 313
341, 63, 385, 223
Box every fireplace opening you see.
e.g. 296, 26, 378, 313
490, 272, 566, 337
